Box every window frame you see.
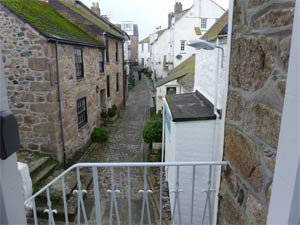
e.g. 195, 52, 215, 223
180, 40, 186, 52
75, 48, 84, 79
166, 86, 177, 95
77, 97, 88, 129
115, 41, 119, 62
99, 49, 105, 73
116, 72, 119, 92
201, 18, 208, 29
106, 39, 109, 63
106, 75, 110, 98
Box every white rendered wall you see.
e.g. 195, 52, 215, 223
138, 42, 150, 68
194, 39, 228, 109
164, 101, 219, 224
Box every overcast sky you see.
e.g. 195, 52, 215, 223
82, 0, 229, 40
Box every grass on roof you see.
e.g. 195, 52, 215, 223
59, 0, 123, 39
1, 0, 102, 46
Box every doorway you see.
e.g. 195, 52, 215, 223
100, 89, 106, 112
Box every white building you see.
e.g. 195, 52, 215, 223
138, 36, 150, 68
149, 0, 224, 80
162, 12, 229, 225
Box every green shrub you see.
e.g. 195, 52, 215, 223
91, 127, 109, 142
143, 116, 162, 144
108, 106, 117, 118
101, 111, 108, 119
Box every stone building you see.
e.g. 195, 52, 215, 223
121, 21, 139, 64
217, 0, 295, 224
0, 0, 125, 162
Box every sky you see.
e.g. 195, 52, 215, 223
82, 0, 229, 40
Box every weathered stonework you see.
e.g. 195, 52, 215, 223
218, 0, 295, 223
230, 35, 275, 91
0, 6, 124, 161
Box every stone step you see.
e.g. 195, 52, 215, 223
33, 170, 93, 222
32, 163, 57, 185
29, 157, 50, 175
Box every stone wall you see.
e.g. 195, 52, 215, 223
105, 36, 124, 108
129, 35, 139, 63
218, 1, 295, 224
0, 6, 59, 158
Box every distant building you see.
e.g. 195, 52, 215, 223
149, 0, 224, 80
138, 36, 150, 68
121, 21, 139, 64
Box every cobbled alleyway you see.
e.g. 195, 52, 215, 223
79, 74, 156, 225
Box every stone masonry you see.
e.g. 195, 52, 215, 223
218, 1, 295, 224
0, 6, 124, 161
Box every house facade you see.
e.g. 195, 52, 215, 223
138, 36, 150, 68
0, 0, 125, 162
149, 0, 224, 80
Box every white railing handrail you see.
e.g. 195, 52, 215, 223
24, 161, 227, 205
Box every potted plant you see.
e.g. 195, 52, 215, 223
143, 114, 162, 150
91, 126, 109, 142
107, 105, 118, 122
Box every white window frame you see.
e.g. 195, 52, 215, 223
180, 40, 186, 52
201, 18, 208, 29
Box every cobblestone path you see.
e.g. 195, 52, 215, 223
80, 75, 154, 225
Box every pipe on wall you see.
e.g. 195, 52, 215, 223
55, 41, 67, 168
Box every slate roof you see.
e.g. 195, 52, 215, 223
0, 0, 103, 47
156, 54, 195, 91
201, 11, 228, 41
165, 91, 216, 122
139, 36, 150, 44
50, 0, 123, 40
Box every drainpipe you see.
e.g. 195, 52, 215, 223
55, 41, 67, 169
122, 39, 126, 107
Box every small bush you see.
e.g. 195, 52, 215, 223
108, 106, 117, 118
112, 104, 118, 112
143, 116, 162, 144
91, 127, 109, 142
101, 111, 108, 119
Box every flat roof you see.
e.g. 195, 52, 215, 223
165, 91, 216, 122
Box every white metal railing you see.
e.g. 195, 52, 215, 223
24, 161, 227, 225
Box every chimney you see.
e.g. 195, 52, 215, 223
101, 15, 110, 22
91, 2, 101, 16
168, 12, 174, 28
174, 2, 183, 14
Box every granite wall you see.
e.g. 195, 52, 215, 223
217, 0, 295, 224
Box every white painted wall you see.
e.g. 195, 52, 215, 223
172, 0, 225, 67
164, 100, 219, 224
138, 42, 150, 68
156, 80, 185, 112
194, 38, 228, 109
267, 1, 300, 223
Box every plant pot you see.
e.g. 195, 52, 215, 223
107, 114, 118, 123
152, 142, 162, 150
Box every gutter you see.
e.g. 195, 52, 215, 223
122, 40, 126, 107
55, 41, 67, 168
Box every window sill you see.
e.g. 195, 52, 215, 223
78, 123, 88, 130
76, 77, 85, 82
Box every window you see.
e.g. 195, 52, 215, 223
141, 58, 145, 66
106, 75, 110, 98
115, 42, 119, 62
99, 50, 105, 73
116, 73, 119, 92
75, 48, 84, 78
166, 87, 177, 95
142, 43, 144, 53
77, 97, 87, 128
201, 18, 207, 29
106, 39, 109, 63
180, 40, 186, 51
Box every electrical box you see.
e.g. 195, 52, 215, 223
0, 111, 20, 160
